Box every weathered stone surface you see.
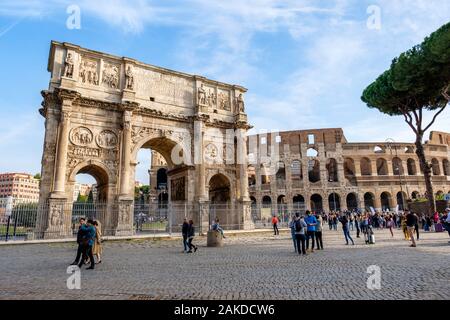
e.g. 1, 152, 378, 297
0, 229, 448, 300
38, 41, 253, 238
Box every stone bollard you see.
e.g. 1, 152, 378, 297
207, 230, 223, 247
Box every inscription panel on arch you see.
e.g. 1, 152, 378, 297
134, 68, 194, 107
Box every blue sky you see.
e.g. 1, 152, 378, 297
0, 0, 449, 184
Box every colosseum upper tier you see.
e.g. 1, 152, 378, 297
246, 129, 450, 216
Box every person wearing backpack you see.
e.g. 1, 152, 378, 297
288, 215, 298, 253
294, 213, 308, 255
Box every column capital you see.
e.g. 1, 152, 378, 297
120, 101, 139, 113
56, 88, 81, 104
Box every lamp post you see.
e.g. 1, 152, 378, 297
386, 138, 408, 211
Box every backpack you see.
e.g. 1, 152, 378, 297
295, 220, 303, 233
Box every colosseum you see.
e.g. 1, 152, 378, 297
150, 129, 450, 221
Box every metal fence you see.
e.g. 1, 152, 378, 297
0, 199, 288, 241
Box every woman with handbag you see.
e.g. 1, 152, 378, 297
92, 220, 103, 264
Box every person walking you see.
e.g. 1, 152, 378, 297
182, 218, 189, 253
315, 213, 324, 250
78, 219, 96, 270
405, 210, 417, 247
386, 214, 394, 238
186, 220, 198, 253
70, 218, 87, 266
355, 214, 361, 238
92, 220, 103, 264
288, 215, 298, 253
294, 213, 307, 255
349, 213, 354, 231
413, 212, 420, 241
272, 215, 279, 236
304, 211, 317, 252
328, 214, 333, 230
401, 213, 410, 240
339, 214, 355, 245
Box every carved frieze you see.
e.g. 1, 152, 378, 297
68, 145, 101, 158
79, 58, 99, 85
96, 130, 118, 149
119, 203, 131, 224
217, 89, 230, 111
49, 204, 64, 226
131, 126, 161, 144
198, 84, 216, 107
171, 176, 185, 201
102, 62, 120, 89
70, 127, 93, 146
205, 143, 220, 163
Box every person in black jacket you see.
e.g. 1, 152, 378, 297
70, 218, 86, 266
181, 218, 189, 253
186, 220, 198, 253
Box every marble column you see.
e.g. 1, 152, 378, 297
52, 104, 71, 196
237, 128, 250, 201
194, 119, 207, 200
119, 109, 132, 197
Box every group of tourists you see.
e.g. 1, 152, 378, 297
286, 207, 450, 250
287, 211, 324, 255
70, 218, 103, 269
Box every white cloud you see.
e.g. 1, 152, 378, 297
1, 0, 448, 147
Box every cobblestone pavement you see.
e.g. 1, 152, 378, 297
0, 228, 449, 300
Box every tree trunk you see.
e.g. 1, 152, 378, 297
415, 134, 435, 216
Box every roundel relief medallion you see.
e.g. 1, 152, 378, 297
204, 143, 221, 163
70, 127, 93, 146
96, 130, 118, 149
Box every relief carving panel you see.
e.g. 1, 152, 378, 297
102, 62, 120, 89
79, 58, 99, 85
70, 127, 93, 146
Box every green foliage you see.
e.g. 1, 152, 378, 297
134, 185, 150, 201
362, 22, 450, 116
76, 194, 88, 203
11, 203, 39, 228
33, 173, 41, 180
435, 193, 445, 201
87, 190, 94, 203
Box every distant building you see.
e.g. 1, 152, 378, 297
72, 183, 93, 202
0, 173, 40, 202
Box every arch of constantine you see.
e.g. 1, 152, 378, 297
36, 41, 253, 238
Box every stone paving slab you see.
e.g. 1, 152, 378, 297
0, 228, 449, 300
